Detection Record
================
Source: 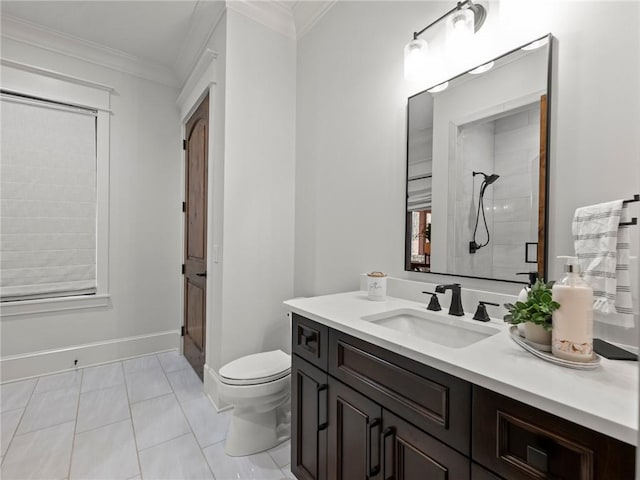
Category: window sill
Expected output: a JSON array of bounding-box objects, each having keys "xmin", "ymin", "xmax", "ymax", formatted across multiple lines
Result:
[{"xmin": 1, "ymin": 294, "xmax": 111, "ymax": 318}]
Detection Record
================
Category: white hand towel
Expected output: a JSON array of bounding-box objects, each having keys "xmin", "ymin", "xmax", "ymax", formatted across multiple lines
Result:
[
  {"xmin": 572, "ymin": 200, "xmax": 623, "ymax": 314},
  {"xmin": 601, "ymin": 205, "xmax": 634, "ymax": 327}
]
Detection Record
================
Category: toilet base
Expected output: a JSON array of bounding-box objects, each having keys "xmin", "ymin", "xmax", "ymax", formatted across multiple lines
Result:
[{"xmin": 224, "ymin": 404, "xmax": 289, "ymax": 456}]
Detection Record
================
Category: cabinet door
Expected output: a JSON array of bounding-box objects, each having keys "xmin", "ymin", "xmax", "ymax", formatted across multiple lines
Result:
[
  {"xmin": 291, "ymin": 356, "xmax": 328, "ymax": 480},
  {"xmin": 471, "ymin": 462, "xmax": 503, "ymax": 480},
  {"xmin": 328, "ymin": 379, "xmax": 383, "ymax": 480},
  {"xmin": 382, "ymin": 410, "xmax": 470, "ymax": 480}
]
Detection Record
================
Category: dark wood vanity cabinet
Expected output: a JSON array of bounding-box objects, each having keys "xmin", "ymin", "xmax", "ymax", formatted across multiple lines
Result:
[
  {"xmin": 291, "ymin": 314, "xmax": 636, "ymax": 480},
  {"xmin": 472, "ymin": 386, "xmax": 636, "ymax": 480},
  {"xmin": 292, "ymin": 315, "xmax": 470, "ymax": 480}
]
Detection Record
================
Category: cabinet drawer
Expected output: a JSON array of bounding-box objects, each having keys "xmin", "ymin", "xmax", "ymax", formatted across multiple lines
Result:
[
  {"xmin": 292, "ymin": 314, "xmax": 328, "ymax": 370},
  {"xmin": 472, "ymin": 386, "xmax": 636, "ymax": 480},
  {"xmin": 329, "ymin": 329, "xmax": 471, "ymax": 455}
]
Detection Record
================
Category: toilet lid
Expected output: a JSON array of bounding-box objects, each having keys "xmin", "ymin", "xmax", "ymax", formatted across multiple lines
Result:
[{"xmin": 220, "ymin": 349, "xmax": 291, "ymax": 385}]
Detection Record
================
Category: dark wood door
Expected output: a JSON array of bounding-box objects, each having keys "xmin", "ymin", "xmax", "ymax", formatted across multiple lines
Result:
[
  {"xmin": 291, "ymin": 356, "xmax": 328, "ymax": 480},
  {"xmin": 183, "ymin": 94, "xmax": 209, "ymax": 380},
  {"xmin": 328, "ymin": 379, "xmax": 382, "ymax": 480}
]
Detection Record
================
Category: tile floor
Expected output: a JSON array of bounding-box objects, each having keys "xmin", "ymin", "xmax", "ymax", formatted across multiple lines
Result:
[{"xmin": 0, "ymin": 352, "xmax": 295, "ymax": 480}]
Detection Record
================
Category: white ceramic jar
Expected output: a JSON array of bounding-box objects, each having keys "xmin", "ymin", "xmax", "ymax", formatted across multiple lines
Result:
[{"xmin": 367, "ymin": 272, "xmax": 387, "ymax": 301}]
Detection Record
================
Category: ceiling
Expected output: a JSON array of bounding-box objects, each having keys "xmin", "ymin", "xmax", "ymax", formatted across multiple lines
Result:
[
  {"xmin": 0, "ymin": 1, "xmax": 335, "ymax": 86},
  {"xmin": 1, "ymin": 1, "xmax": 213, "ymax": 69}
]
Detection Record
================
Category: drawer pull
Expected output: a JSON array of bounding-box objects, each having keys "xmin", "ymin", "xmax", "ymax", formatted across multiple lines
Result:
[
  {"xmin": 368, "ymin": 418, "xmax": 382, "ymax": 476},
  {"xmin": 317, "ymin": 384, "xmax": 328, "ymax": 430},
  {"xmin": 299, "ymin": 328, "xmax": 317, "ymax": 352},
  {"xmin": 526, "ymin": 445, "xmax": 548, "ymax": 472},
  {"xmin": 382, "ymin": 426, "xmax": 396, "ymax": 480}
]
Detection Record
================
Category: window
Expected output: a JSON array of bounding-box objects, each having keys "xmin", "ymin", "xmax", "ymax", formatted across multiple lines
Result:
[
  {"xmin": 1, "ymin": 93, "xmax": 98, "ymax": 301},
  {"xmin": 0, "ymin": 60, "xmax": 111, "ymax": 316},
  {"xmin": 410, "ymin": 210, "xmax": 431, "ymax": 272}
]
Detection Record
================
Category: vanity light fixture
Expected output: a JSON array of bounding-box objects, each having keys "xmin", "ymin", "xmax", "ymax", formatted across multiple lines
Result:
[
  {"xmin": 469, "ymin": 61, "xmax": 494, "ymax": 74},
  {"xmin": 404, "ymin": 0, "xmax": 486, "ymax": 81},
  {"xmin": 404, "ymin": 38, "xmax": 430, "ymax": 81}
]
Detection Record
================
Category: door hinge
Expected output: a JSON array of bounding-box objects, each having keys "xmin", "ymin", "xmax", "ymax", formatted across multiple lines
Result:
[
  {"xmin": 181, "ymin": 326, "xmax": 185, "ymax": 337},
  {"xmin": 181, "ymin": 264, "xmax": 185, "ymax": 275},
  {"xmin": 182, "ymin": 139, "xmax": 187, "ymax": 150},
  {"xmin": 182, "ymin": 201, "xmax": 186, "ymax": 212}
]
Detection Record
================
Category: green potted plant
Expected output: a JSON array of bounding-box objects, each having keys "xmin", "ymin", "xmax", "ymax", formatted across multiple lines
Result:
[{"xmin": 503, "ymin": 279, "xmax": 560, "ymax": 348}]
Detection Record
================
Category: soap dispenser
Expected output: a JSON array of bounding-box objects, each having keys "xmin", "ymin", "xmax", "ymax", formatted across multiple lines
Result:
[
  {"xmin": 551, "ymin": 256, "xmax": 594, "ymax": 362},
  {"xmin": 516, "ymin": 272, "xmax": 539, "ymax": 302}
]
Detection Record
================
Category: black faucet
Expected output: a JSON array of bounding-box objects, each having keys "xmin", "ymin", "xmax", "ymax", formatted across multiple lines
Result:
[{"xmin": 434, "ymin": 283, "xmax": 464, "ymax": 316}]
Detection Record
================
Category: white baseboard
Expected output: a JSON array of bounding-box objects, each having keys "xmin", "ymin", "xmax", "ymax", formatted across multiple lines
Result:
[
  {"xmin": 0, "ymin": 330, "xmax": 180, "ymax": 383},
  {"xmin": 203, "ymin": 363, "xmax": 231, "ymax": 412}
]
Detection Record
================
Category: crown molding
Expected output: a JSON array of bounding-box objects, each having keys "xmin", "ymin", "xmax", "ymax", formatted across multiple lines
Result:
[
  {"xmin": 174, "ymin": 1, "xmax": 227, "ymax": 86},
  {"xmin": 177, "ymin": 48, "xmax": 219, "ymax": 121},
  {"xmin": 226, "ymin": 0, "xmax": 296, "ymax": 39},
  {"xmin": 1, "ymin": 15, "xmax": 180, "ymax": 88},
  {"xmin": 292, "ymin": 0, "xmax": 337, "ymax": 39}
]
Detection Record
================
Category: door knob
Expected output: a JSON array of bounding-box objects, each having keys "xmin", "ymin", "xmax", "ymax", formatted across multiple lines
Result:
[{"xmin": 196, "ymin": 271, "xmax": 207, "ymax": 277}]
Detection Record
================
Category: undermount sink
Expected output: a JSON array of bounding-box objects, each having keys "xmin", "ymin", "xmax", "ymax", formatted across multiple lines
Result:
[{"xmin": 361, "ymin": 308, "xmax": 500, "ymax": 348}]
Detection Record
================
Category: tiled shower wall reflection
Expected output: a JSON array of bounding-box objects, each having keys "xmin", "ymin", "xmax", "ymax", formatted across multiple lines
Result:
[{"xmin": 453, "ymin": 104, "xmax": 540, "ymax": 281}]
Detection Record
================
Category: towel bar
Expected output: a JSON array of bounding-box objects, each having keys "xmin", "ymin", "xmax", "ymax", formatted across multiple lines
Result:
[{"xmin": 620, "ymin": 194, "xmax": 638, "ymax": 226}]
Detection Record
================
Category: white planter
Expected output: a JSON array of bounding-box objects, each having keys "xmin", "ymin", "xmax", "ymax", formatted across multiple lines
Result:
[{"xmin": 524, "ymin": 322, "xmax": 551, "ymax": 346}]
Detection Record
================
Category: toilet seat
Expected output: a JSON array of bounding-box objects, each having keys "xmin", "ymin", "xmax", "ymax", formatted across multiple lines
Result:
[{"xmin": 220, "ymin": 349, "xmax": 291, "ymax": 386}]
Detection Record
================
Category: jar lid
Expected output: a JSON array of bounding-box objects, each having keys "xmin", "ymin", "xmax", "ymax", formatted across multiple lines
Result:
[{"xmin": 368, "ymin": 271, "xmax": 386, "ymax": 277}]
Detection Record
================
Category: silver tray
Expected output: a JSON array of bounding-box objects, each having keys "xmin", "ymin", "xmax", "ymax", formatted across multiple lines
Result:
[{"xmin": 509, "ymin": 326, "xmax": 601, "ymax": 370}]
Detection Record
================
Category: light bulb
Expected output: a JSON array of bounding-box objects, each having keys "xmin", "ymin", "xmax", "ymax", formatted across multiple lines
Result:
[
  {"xmin": 447, "ymin": 7, "xmax": 475, "ymax": 54},
  {"xmin": 404, "ymin": 38, "xmax": 429, "ymax": 81},
  {"xmin": 428, "ymin": 82, "xmax": 449, "ymax": 93},
  {"xmin": 469, "ymin": 61, "xmax": 494, "ymax": 75},
  {"xmin": 522, "ymin": 37, "xmax": 548, "ymax": 51}
]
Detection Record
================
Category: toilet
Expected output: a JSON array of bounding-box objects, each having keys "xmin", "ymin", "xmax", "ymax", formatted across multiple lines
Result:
[{"xmin": 219, "ymin": 349, "xmax": 291, "ymax": 456}]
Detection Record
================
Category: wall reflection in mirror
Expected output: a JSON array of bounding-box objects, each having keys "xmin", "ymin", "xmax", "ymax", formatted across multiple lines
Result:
[{"xmin": 405, "ymin": 34, "xmax": 552, "ymax": 283}]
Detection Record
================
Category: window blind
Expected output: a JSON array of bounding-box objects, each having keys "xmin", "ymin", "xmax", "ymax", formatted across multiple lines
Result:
[
  {"xmin": 407, "ymin": 175, "xmax": 432, "ymax": 212},
  {"xmin": 407, "ymin": 160, "xmax": 433, "ymax": 212},
  {"xmin": 1, "ymin": 94, "xmax": 97, "ymax": 301},
  {"xmin": 407, "ymin": 127, "xmax": 432, "ymax": 212}
]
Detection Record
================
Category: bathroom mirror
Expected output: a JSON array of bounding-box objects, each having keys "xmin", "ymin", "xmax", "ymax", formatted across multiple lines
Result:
[{"xmin": 405, "ymin": 34, "xmax": 552, "ymax": 283}]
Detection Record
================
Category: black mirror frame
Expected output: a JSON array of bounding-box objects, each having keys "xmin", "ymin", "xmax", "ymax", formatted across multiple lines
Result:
[{"xmin": 404, "ymin": 33, "xmax": 554, "ymax": 285}]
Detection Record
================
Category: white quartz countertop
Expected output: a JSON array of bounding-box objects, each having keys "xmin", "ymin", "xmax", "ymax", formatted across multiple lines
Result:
[{"xmin": 284, "ymin": 291, "xmax": 639, "ymax": 446}]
